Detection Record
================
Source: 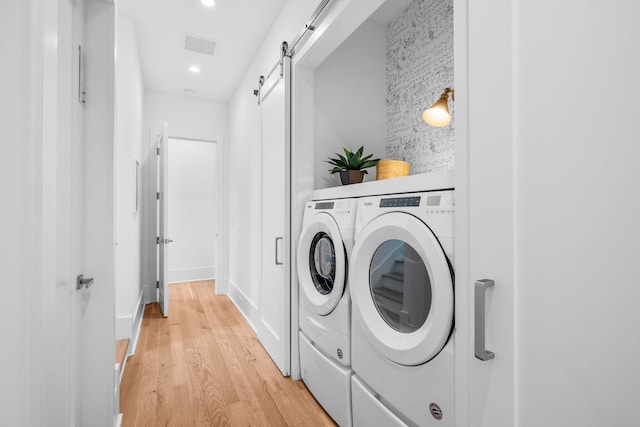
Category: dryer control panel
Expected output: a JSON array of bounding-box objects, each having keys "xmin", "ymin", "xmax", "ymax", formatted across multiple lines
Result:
[
  {"xmin": 379, "ymin": 196, "xmax": 421, "ymax": 207},
  {"xmin": 376, "ymin": 192, "xmax": 454, "ymax": 214}
]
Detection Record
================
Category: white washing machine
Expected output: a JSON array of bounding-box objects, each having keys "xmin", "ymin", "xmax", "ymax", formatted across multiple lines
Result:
[
  {"xmin": 297, "ymin": 198, "xmax": 357, "ymax": 427},
  {"xmin": 349, "ymin": 190, "xmax": 455, "ymax": 427}
]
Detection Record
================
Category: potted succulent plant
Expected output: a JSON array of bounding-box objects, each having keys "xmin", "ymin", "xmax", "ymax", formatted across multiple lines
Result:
[{"xmin": 326, "ymin": 146, "xmax": 380, "ymax": 185}]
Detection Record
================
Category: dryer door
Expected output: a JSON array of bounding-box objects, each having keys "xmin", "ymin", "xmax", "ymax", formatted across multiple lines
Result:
[
  {"xmin": 350, "ymin": 212, "xmax": 453, "ymax": 366},
  {"xmin": 297, "ymin": 212, "xmax": 347, "ymax": 315}
]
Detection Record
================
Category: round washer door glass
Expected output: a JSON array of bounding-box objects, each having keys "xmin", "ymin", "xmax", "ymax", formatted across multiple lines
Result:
[
  {"xmin": 310, "ymin": 232, "xmax": 336, "ymax": 295},
  {"xmin": 370, "ymin": 239, "xmax": 431, "ymax": 333},
  {"xmin": 350, "ymin": 212, "xmax": 453, "ymax": 366},
  {"xmin": 297, "ymin": 212, "xmax": 347, "ymax": 315}
]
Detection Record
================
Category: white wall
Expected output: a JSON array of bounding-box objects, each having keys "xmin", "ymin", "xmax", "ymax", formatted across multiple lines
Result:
[
  {"xmin": 227, "ymin": 0, "xmax": 319, "ymax": 326},
  {"xmin": 168, "ymin": 138, "xmax": 217, "ymax": 283},
  {"xmin": 314, "ymin": 18, "xmax": 387, "ymax": 189},
  {"xmin": 144, "ymin": 90, "xmax": 228, "ymax": 142},
  {"xmin": 115, "ymin": 14, "xmax": 144, "ymax": 340}
]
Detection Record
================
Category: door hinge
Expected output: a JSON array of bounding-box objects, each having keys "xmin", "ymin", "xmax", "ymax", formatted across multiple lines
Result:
[
  {"xmin": 157, "ymin": 236, "xmax": 161, "ymax": 244},
  {"xmin": 156, "ymin": 191, "xmax": 160, "ymax": 200},
  {"xmin": 78, "ymin": 45, "xmax": 86, "ymax": 105},
  {"xmin": 156, "ymin": 280, "xmax": 159, "ymax": 289},
  {"xmin": 157, "ymin": 146, "xmax": 160, "ymax": 155}
]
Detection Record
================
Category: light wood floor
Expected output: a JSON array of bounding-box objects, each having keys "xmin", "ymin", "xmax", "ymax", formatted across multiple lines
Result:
[{"xmin": 120, "ymin": 280, "xmax": 337, "ymax": 427}]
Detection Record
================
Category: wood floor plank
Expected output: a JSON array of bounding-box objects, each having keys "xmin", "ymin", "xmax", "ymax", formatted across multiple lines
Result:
[
  {"xmin": 121, "ymin": 280, "xmax": 336, "ymax": 427},
  {"xmin": 156, "ymin": 303, "xmax": 175, "ymax": 425},
  {"xmin": 116, "ymin": 339, "xmax": 130, "ymax": 367},
  {"xmin": 135, "ymin": 305, "xmax": 162, "ymax": 427}
]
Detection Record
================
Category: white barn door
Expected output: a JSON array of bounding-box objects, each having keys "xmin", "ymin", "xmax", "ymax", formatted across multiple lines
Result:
[{"xmin": 258, "ymin": 55, "xmax": 291, "ymax": 376}]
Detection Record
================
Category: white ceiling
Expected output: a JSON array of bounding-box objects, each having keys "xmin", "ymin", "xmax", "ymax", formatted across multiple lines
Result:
[{"xmin": 119, "ymin": 0, "xmax": 287, "ymax": 101}]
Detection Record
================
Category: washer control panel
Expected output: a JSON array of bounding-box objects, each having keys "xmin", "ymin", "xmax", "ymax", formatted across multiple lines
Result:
[
  {"xmin": 311, "ymin": 200, "xmax": 352, "ymax": 216},
  {"xmin": 314, "ymin": 201, "xmax": 334, "ymax": 210}
]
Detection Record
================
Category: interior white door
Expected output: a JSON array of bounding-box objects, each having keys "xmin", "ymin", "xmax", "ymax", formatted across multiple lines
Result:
[
  {"xmin": 158, "ymin": 122, "xmax": 170, "ymax": 317},
  {"xmin": 74, "ymin": 0, "xmax": 117, "ymax": 424},
  {"xmin": 258, "ymin": 56, "xmax": 291, "ymax": 376},
  {"xmin": 453, "ymin": 0, "xmax": 516, "ymax": 424}
]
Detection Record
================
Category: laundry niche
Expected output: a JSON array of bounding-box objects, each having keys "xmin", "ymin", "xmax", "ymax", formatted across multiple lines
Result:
[{"xmin": 308, "ymin": 0, "xmax": 454, "ymax": 190}]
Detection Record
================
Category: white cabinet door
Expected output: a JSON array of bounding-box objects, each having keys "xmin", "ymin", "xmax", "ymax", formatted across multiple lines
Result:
[
  {"xmin": 258, "ymin": 56, "xmax": 291, "ymax": 376},
  {"xmin": 457, "ymin": 1, "xmax": 640, "ymax": 426}
]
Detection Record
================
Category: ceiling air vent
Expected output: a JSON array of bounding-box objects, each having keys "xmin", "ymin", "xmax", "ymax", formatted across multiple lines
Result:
[{"xmin": 184, "ymin": 33, "xmax": 216, "ymax": 56}]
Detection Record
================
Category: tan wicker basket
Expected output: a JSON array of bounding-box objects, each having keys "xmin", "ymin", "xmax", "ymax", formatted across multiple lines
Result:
[{"xmin": 376, "ymin": 159, "xmax": 410, "ymax": 180}]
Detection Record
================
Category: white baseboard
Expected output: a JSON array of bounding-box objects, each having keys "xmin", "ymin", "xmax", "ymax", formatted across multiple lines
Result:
[
  {"xmin": 115, "ymin": 315, "xmax": 133, "ymax": 341},
  {"xmin": 144, "ymin": 280, "xmax": 157, "ymax": 304},
  {"xmin": 227, "ymin": 279, "xmax": 258, "ymax": 332},
  {"xmin": 115, "ymin": 288, "xmax": 146, "ymax": 341},
  {"xmin": 168, "ymin": 266, "xmax": 215, "ymax": 284},
  {"xmin": 129, "ymin": 291, "xmax": 145, "ymax": 356}
]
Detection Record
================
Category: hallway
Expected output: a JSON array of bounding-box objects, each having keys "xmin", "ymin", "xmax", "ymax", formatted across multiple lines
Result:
[{"xmin": 120, "ymin": 281, "xmax": 336, "ymax": 426}]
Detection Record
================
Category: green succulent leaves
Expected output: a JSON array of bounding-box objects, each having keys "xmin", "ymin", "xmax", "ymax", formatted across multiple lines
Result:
[{"xmin": 326, "ymin": 146, "xmax": 380, "ymax": 174}]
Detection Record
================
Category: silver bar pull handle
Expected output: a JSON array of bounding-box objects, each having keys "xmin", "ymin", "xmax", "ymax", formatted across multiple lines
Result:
[
  {"xmin": 475, "ymin": 279, "xmax": 495, "ymax": 361},
  {"xmin": 275, "ymin": 237, "xmax": 283, "ymax": 265},
  {"xmin": 77, "ymin": 274, "xmax": 94, "ymax": 290}
]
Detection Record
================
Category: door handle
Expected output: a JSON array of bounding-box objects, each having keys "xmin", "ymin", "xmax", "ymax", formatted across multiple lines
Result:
[
  {"xmin": 275, "ymin": 237, "xmax": 283, "ymax": 265},
  {"xmin": 475, "ymin": 279, "xmax": 495, "ymax": 361},
  {"xmin": 164, "ymin": 238, "xmax": 173, "ymax": 244},
  {"xmin": 77, "ymin": 274, "xmax": 94, "ymax": 290}
]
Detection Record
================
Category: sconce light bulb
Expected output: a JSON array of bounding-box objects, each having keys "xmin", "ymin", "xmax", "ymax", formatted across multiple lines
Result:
[
  {"xmin": 423, "ymin": 96, "xmax": 451, "ymax": 127},
  {"xmin": 423, "ymin": 88, "xmax": 454, "ymax": 127}
]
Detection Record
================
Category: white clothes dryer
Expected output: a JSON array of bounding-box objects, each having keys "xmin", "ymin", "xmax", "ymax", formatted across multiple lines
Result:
[
  {"xmin": 297, "ymin": 198, "xmax": 357, "ymax": 427},
  {"xmin": 349, "ymin": 190, "xmax": 455, "ymax": 427}
]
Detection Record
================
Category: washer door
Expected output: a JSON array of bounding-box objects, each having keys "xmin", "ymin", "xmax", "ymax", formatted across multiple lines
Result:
[
  {"xmin": 350, "ymin": 212, "xmax": 453, "ymax": 366},
  {"xmin": 297, "ymin": 212, "xmax": 347, "ymax": 315}
]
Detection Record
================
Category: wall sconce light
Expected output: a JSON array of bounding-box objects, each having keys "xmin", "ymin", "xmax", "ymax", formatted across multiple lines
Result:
[{"xmin": 423, "ymin": 87, "xmax": 455, "ymax": 127}]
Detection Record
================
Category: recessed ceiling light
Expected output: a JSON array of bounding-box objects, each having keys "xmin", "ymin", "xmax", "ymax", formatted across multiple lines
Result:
[
  {"xmin": 201, "ymin": 0, "xmax": 215, "ymax": 7},
  {"xmin": 184, "ymin": 89, "xmax": 196, "ymax": 95},
  {"xmin": 189, "ymin": 65, "xmax": 200, "ymax": 73}
]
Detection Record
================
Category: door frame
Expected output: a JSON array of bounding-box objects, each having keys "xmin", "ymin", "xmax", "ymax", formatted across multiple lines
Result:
[
  {"xmin": 288, "ymin": 0, "xmax": 387, "ymax": 381},
  {"xmin": 78, "ymin": 0, "xmax": 117, "ymax": 423},
  {"xmin": 453, "ymin": 0, "xmax": 472, "ymax": 424},
  {"xmin": 144, "ymin": 132, "xmax": 227, "ymax": 301},
  {"xmin": 158, "ymin": 123, "xmax": 169, "ymax": 316},
  {"xmin": 166, "ymin": 135, "xmax": 224, "ymax": 291}
]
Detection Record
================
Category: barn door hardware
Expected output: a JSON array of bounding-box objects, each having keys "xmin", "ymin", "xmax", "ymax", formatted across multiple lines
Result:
[{"xmin": 253, "ymin": 75, "xmax": 265, "ymax": 105}]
